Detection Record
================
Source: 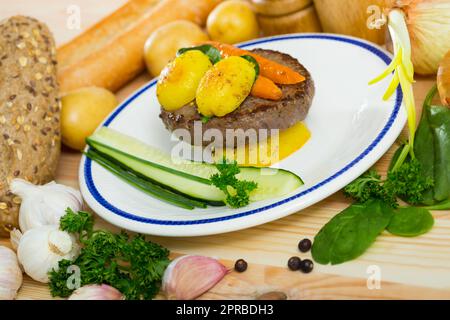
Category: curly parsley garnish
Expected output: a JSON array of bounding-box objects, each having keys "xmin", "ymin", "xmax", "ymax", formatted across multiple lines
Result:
[
  {"xmin": 210, "ymin": 160, "xmax": 258, "ymax": 208},
  {"xmin": 49, "ymin": 208, "xmax": 170, "ymax": 300}
]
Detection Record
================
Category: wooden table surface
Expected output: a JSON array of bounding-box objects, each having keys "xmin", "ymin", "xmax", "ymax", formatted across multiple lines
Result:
[{"xmin": 1, "ymin": 0, "xmax": 450, "ymax": 300}]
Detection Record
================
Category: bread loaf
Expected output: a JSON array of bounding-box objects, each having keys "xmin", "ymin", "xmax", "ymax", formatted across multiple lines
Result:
[
  {"xmin": 0, "ymin": 16, "xmax": 60, "ymax": 236},
  {"xmin": 57, "ymin": 0, "xmax": 222, "ymax": 93}
]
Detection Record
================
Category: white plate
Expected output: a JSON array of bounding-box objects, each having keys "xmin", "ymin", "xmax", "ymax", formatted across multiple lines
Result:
[{"xmin": 79, "ymin": 34, "xmax": 406, "ymax": 237}]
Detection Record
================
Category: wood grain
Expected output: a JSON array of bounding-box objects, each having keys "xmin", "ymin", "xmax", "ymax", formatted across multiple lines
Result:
[
  {"xmin": 313, "ymin": 0, "xmax": 394, "ymax": 45},
  {"xmin": 1, "ymin": 0, "xmax": 449, "ymax": 300}
]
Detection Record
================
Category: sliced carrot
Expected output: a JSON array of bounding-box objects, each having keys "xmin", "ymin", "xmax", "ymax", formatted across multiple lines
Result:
[
  {"xmin": 205, "ymin": 41, "xmax": 305, "ymax": 85},
  {"xmin": 251, "ymin": 76, "xmax": 282, "ymax": 100}
]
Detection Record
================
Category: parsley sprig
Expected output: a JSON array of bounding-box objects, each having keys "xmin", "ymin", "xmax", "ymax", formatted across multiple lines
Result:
[
  {"xmin": 49, "ymin": 208, "xmax": 170, "ymax": 300},
  {"xmin": 210, "ymin": 160, "xmax": 258, "ymax": 208},
  {"xmin": 344, "ymin": 159, "xmax": 433, "ymax": 208}
]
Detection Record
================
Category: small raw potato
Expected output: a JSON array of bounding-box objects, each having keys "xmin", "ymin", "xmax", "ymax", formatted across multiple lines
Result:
[
  {"xmin": 61, "ymin": 87, "xmax": 118, "ymax": 150},
  {"xmin": 207, "ymin": 0, "xmax": 260, "ymax": 44},
  {"xmin": 0, "ymin": 16, "xmax": 60, "ymax": 236},
  {"xmin": 144, "ymin": 20, "xmax": 209, "ymax": 77},
  {"xmin": 196, "ymin": 56, "xmax": 256, "ymax": 117},
  {"xmin": 157, "ymin": 50, "xmax": 212, "ymax": 111}
]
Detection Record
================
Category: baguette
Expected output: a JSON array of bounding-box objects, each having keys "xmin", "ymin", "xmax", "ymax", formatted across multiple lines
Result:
[
  {"xmin": 58, "ymin": 0, "xmax": 160, "ymax": 70},
  {"xmin": 0, "ymin": 16, "xmax": 60, "ymax": 236},
  {"xmin": 58, "ymin": 0, "xmax": 222, "ymax": 93}
]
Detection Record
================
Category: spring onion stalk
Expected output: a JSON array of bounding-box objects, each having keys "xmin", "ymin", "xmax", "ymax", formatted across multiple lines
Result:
[{"xmin": 370, "ymin": 9, "xmax": 417, "ymax": 170}]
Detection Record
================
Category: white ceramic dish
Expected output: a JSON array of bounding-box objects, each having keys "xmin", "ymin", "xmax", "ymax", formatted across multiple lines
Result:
[{"xmin": 79, "ymin": 34, "xmax": 406, "ymax": 237}]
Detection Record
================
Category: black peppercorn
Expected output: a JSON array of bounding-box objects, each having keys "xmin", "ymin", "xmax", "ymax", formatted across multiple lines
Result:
[
  {"xmin": 298, "ymin": 238, "xmax": 312, "ymax": 253},
  {"xmin": 234, "ymin": 259, "xmax": 248, "ymax": 272},
  {"xmin": 300, "ymin": 259, "xmax": 314, "ymax": 273},
  {"xmin": 287, "ymin": 256, "xmax": 301, "ymax": 271}
]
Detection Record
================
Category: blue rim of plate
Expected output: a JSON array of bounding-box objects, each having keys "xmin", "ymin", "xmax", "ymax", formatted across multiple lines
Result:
[{"xmin": 84, "ymin": 34, "xmax": 403, "ymax": 226}]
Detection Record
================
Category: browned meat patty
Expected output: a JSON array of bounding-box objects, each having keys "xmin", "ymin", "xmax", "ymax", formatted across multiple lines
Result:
[{"xmin": 159, "ymin": 49, "xmax": 315, "ymax": 146}]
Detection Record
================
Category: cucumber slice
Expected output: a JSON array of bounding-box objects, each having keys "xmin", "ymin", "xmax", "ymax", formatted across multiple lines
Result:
[
  {"xmin": 87, "ymin": 127, "xmax": 304, "ymax": 203},
  {"xmin": 86, "ymin": 150, "xmax": 206, "ymax": 209}
]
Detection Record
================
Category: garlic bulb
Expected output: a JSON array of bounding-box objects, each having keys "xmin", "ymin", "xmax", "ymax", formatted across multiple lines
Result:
[
  {"xmin": 393, "ymin": 0, "xmax": 450, "ymax": 75},
  {"xmin": 68, "ymin": 284, "xmax": 124, "ymax": 300},
  {"xmin": 162, "ymin": 255, "xmax": 228, "ymax": 300},
  {"xmin": 17, "ymin": 225, "xmax": 80, "ymax": 283},
  {"xmin": 10, "ymin": 179, "xmax": 83, "ymax": 233},
  {"xmin": 0, "ymin": 246, "xmax": 23, "ymax": 300}
]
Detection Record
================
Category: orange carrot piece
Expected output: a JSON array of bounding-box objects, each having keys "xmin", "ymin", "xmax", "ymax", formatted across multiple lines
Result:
[
  {"xmin": 205, "ymin": 41, "xmax": 305, "ymax": 85},
  {"xmin": 251, "ymin": 76, "xmax": 283, "ymax": 100}
]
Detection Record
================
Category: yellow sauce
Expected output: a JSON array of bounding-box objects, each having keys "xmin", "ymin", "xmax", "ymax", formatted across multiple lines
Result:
[{"xmin": 214, "ymin": 122, "xmax": 311, "ymax": 167}]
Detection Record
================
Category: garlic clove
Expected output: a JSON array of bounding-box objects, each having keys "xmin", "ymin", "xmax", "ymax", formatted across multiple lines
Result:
[
  {"xmin": 68, "ymin": 284, "xmax": 124, "ymax": 300},
  {"xmin": 0, "ymin": 246, "xmax": 23, "ymax": 300},
  {"xmin": 162, "ymin": 255, "xmax": 228, "ymax": 300},
  {"xmin": 17, "ymin": 225, "xmax": 80, "ymax": 283},
  {"xmin": 48, "ymin": 229, "xmax": 76, "ymax": 256},
  {"xmin": 9, "ymin": 228, "xmax": 22, "ymax": 252}
]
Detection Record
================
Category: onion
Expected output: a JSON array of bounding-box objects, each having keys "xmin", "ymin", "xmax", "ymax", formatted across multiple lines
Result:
[
  {"xmin": 389, "ymin": 0, "xmax": 450, "ymax": 75},
  {"xmin": 437, "ymin": 50, "xmax": 450, "ymax": 106}
]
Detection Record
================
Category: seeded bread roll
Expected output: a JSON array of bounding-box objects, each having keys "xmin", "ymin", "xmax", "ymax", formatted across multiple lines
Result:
[{"xmin": 0, "ymin": 16, "xmax": 60, "ymax": 236}]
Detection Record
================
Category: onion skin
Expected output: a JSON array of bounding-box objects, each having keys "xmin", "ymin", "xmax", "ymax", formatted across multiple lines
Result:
[
  {"xmin": 438, "ymin": 50, "xmax": 450, "ymax": 106},
  {"xmin": 395, "ymin": 0, "xmax": 450, "ymax": 75}
]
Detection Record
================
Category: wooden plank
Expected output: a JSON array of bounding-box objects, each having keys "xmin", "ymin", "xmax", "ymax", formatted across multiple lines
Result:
[{"xmin": 1, "ymin": 0, "xmax": 448, "ymax": 300}]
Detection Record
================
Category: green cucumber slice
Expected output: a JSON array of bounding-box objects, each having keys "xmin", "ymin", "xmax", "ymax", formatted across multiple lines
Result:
[
  {"xmin": 85, "ymin": 150, "xmax": 206, "ymax": 209},
  {"xmin": 87, "ymin": 127, "xmax": 304, "ymax": 203}
]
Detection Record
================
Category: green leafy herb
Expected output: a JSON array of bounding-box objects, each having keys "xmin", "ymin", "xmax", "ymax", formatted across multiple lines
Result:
[
  {"xmin": 311, "ymin": 200, "xmax": 394, "ymax": 265},
  {"xmin": 49, "ymin": 210, "xmax": 170, "ymax": 300},
  {"xmin": 59, "ymin": 208, "xmax": 93, "ymax": 241},
  {"xmin": 201, "ymin": 115, "xmax": 212, "ymax": 124},
  {"xmin": 344, "ymin": 159, "xmax": 433, "ymax": 208},
  {"xmin": 387, "ymin": 207, "xmax": 434, "ymax": 237},
  {"xmin": 177, "ymin": 44, "xmax": 221, "ymax": 64},
  {"xmin": 240, "ymin": 55, "xmax": 260, "ymax": 81},
  {"xmin": 384, "ymin": 158, "xmax": 434, "ymax": 205},
  {"xmin": 210, "ymin": 159, "xmax": 258, "ymax": 208},
  {"xmin": 343, "ymin": 170, "xmax": 397, "ymax": 207}
]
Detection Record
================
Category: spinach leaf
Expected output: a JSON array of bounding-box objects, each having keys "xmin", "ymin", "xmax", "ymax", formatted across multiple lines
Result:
[
  {"xmin": 424, "ymin": 199, "xmax": 450, "ymax": 210},
  {"xmin": 177, "ymin": 44, "xmax": 222, "ymax": 64},
  {"xmin": 387, "ymin": 207, "xmax": 434, "ymax": 237},
  {"xmin": 311, "ymin": 200, "xmax": 394, "ymax": 265},
  {"xmin": 428, "ymin": 105, "xmax": 450, "ymax": 202}
]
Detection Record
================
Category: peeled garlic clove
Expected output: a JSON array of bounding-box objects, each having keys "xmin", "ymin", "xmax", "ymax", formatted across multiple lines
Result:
[
  {"xmin": 10, "ymin": 179, "xmax": 83, "ymax": 233},
  {"xmin": 68, "ymin": 284, "xmax": 124, "ymax": 300},
  {"xmin": 0, "ymin": 246, "xmax": 23, "ymax": 300},
  {"xmin": 17, "ymin": 225, "xmax": 80, "ymax": 283},
  {"xmin": 162, "ymin": 255, "xmax": 228, "ymax": 300}
]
